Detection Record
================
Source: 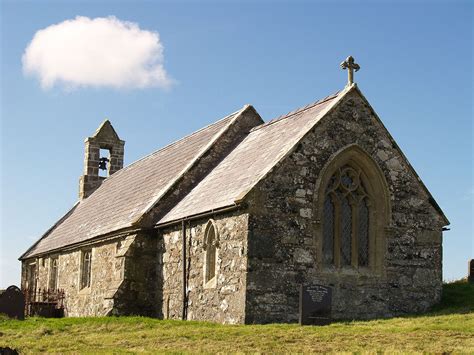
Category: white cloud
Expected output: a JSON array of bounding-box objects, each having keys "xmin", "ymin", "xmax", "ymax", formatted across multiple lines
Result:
[{"xmin": 22, "ymin": 16, "xmax": 173, "ymax": 90}]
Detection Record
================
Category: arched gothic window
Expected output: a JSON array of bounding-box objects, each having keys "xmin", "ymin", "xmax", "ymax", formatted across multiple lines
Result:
[
  {"xmin": 323, "ymin": 166, "xmax": 370, "ymax": 267},
  {"xmin": 319, "ymin": 145, "xmax": 390, "ymax": 272},
  {"xmin": 203, "ymin": 220, "xmax": 219, "ymax": 287}
]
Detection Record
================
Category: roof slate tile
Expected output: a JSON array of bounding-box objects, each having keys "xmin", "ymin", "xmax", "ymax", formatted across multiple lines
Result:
[
  {"xmin": 23, "ymin": 109, "xmax": 243, "ymax": 258},
  {"xmin": 159, "ymin": 92, "xmax": 341, "ymax": 224}
]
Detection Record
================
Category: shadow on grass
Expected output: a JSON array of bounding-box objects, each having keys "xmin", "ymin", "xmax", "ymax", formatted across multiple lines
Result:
[
  {"xmin": 428, "ymin": 279, "xmax": 474, "ymax": 315},
  {"xmin": 0, "ymin": 281, "xmax": 472, "ymax": 328}
]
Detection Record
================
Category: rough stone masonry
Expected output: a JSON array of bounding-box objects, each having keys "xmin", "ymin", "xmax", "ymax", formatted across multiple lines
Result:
[{"xmin": 20, "ymin": 61, "xmax": 448, "ymax": 323}]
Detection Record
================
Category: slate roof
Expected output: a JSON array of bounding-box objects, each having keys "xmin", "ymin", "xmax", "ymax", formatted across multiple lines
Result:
[
  {"xmin": 22, "ymin": 107, "xmax": 247, "ymax": 258},
  {"xmin": 22, "ymin": 84, "xmax": 449, "ymax": 259},
  {"xmin": 159, "ymin": 92, "xmax": 341, "ymax": 224}
]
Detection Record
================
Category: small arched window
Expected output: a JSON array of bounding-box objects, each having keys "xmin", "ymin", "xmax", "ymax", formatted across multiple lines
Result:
[
  {"xmin": 318, "ymin": 145, "xmax": 390, "ymax": 272},
  {"xmin": 203, "ymin": 220, "xmax": 219, "ymax": 287}
]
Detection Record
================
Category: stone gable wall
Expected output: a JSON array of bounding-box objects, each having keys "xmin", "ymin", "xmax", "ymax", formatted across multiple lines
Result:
[
  {"xmin": 244, "ymin": 89, "xmax": 445, "ymax": 323},
  {"xmin": 159, "ymin": 211, "xmax": 248, "ymax": 324}
]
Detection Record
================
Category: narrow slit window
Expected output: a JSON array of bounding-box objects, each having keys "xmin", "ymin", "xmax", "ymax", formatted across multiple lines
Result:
[
  {"xmin": 206, "ymin": 227, "xmax": 216, "ymax": 282},
  {"xmin": 49, "ymin": 257, "xmax": 59, "ymax": 290},
  {"xmin": 204, "ymin": 220, "xmax": 218, "ymax": 286},
  {"xmin": 27, "ymin": 263, "xmax": 36, "ymax": 290},
  {"xmin": 207, "ymin": 243, "xmax": 216, "ymax": 282},
  {"xmin": 80, "ymin": 250, "xmax": 92, "ymax": 289}
]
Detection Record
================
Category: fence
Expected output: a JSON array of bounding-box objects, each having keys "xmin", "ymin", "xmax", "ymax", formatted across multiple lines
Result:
[{"xmin": 23, "ymin": 287, "xmax": 65, "ymax": 317}]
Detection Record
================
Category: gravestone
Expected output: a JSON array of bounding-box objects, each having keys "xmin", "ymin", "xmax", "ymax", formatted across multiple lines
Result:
[
  {"xmin": 0, "ymin": 347, "xmax": 19, "ymax": 355},
  {"xmin": 299, "ymin": 284, "xmax": 332, "ymax": 325},
  {"xmin": 468, "ymin": 259, "xmax": 474, "ymax": 283},
  {"xmin": 0, "ymin": 285, "xmax": 25, "ymax": 320}
]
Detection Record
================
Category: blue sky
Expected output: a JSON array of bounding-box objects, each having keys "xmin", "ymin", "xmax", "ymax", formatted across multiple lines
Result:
[{"xmin": 0, "ymin": 0, "xmax": 472, "ymax": 287}]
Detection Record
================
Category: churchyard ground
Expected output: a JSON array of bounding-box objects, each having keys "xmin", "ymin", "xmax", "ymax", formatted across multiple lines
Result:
[{"xmin": 0, "ymin": 280, "xmax": 472, "ymax": 353}]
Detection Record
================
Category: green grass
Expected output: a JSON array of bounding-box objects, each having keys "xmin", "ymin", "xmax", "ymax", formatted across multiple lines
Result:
[{"xmin": 0, "ymin": 281, "xmax": 473, "ymax": 353}]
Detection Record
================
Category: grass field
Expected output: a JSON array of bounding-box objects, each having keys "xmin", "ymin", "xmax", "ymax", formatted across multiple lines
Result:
[{"xmin": 0, "ymin": 281, "xmax": 473, "ymax": 353}]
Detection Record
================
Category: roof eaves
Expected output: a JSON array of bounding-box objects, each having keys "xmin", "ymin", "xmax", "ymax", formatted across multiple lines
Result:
[
  {"xmin": 23, "ymin": 225, "xmax": 144, "ymax": 260},
  {"xmin": 19, "ymin": 201, "xmax": 80, "ymax": 260},
  {"xmin": 156, "ymin": 203, "xmax": 242, "ymax": 228},
  {"xmin": 351, "ymin": 85, "xmax": 450, "ymax": 226}
]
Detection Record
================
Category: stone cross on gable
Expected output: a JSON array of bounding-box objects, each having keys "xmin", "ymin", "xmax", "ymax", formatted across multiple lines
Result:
[{"xmin": 340, "ymin": 56, "xmax": 360, "ymax": 86}]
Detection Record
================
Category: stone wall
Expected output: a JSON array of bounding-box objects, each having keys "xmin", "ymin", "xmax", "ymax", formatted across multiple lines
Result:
[
  {"xmin": 159, "ymin": 211, "xmax": 248, "ymax": 324},
  {"xmin": 21, "ymin": 232, "xmax": 157, "ymax": 317},
  {"xmin": 19, "ymin": 89, "xmax": 445, "ymax": 324},
  {"xmin": 112, "ymin": 232, "xmax": 159, "ymax": 316},
  {"xmin": 244, "ymin": 89, "xmax": 446, "ymax": 323}
]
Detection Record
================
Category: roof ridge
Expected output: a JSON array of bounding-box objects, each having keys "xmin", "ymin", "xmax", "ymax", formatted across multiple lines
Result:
[
  {"xmin": 104, "ymin": 107, "xmax": 245, "ymax": 180},
  {"xmin": 250, "ymin": 91, "xmax": 340, "ymax": 133}
]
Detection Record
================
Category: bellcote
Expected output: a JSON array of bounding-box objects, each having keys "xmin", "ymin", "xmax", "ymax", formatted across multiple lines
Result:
[{"xmin": 79, "ymin": 120, "xmax": 125, "ymax": 200}]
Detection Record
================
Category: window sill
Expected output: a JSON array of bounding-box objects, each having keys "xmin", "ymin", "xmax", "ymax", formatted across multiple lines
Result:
[
  {"xmin": 319, "ymin": 265, "xmax": 384, "ymax": 278},
  {"xmin": 203, "ymin": 277, "xmax": 217, "ymax": 289},
  {"xmin": 78, "ymin": 286, "xmax": 92, "ymax": 295}
]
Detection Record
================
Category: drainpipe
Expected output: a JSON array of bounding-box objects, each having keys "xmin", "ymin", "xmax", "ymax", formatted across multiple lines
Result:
[
  {"xmin": 181, "ymin": 219, "xmax": 187, "ymax": 320},
  {"xmin": 160, "ymin": 205, "xmax": 244, "ymax": 321}
]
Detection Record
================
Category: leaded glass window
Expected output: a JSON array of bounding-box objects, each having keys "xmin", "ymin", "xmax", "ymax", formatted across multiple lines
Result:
[
  {"xmin": 204, "ymin": 220, "xmax": 219, "ymax": 285},
  {"xmin": 358, "ymin": 199, "xmax": 369, "ymax": 266},
  {"xmin": 322, "ymin": 196, "xmax": 335, "ymax": 265},
  {"xmin": 322, "ymin": 165, "xmax": 370, "ymax": 268},
  {"xmin": 341, "ymin": 196, "xmax": 352, "ymax": 266},
  {"xmin": 206, "ymin": 227, "xmax": 216, "ymax": 282},
  {"xmin": 27, "ymin": 263, "xmax": 36, "ymax": 290},
  {"xmin": 80, "ymin": 250, "xmax": 92, "ymax": 289},
  {"xmin": 49, "ymin": 257, "xmax": 58, "ymax": 290}
]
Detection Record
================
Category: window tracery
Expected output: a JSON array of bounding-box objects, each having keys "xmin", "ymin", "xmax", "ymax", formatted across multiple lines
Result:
[{"xmin": 323, "ymin": 165, "xmax": 371, "ymax": 268}]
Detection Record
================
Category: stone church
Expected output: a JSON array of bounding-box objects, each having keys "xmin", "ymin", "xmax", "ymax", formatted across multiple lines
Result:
[{"xmin": 20, "ymin": 58, "xmax": 449, "ymax": 324}]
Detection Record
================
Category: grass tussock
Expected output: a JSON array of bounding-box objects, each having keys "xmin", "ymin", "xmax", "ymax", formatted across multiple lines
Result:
[{"xmin": 0, "ymin": 281, "xmax": 472, "ymax": 353}]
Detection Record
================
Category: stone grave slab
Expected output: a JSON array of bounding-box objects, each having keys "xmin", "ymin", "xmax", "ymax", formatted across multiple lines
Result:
[
  {"xmin": 0, "ymin": 285, "xmax": 25, "ymax": 320},
  {"xmin": 299, "ymin": 284, "xmax": 332, "ymax": 326}
]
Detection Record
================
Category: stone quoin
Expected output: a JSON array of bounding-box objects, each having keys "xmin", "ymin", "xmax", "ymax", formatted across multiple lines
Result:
[{"xmin": 20, "ymin": 58, "xmax": 449, "ymax": 323}]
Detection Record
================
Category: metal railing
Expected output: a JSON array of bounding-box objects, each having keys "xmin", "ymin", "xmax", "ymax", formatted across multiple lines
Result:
[{"xmin": 23, "ymin": 287, "xmax": 65, "ymax": 317}]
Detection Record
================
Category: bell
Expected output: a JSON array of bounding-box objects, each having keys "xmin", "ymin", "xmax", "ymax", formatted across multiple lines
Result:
[{"xmin": 99, "ymin": 157, "xmax": 109, "ymax": 170}]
